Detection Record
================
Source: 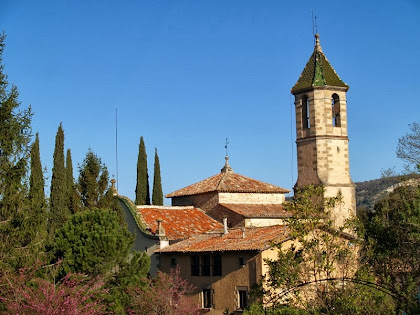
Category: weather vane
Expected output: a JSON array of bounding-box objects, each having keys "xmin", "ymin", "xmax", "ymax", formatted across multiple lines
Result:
[{"xmin": 225, "ymin": 137, "xmax": 229, "ymax": 156}]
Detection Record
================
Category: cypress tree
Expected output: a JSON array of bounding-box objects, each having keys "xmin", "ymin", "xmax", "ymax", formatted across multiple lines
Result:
[
  {"xmin": 29, "ymin": 133, "xmax": 45, "ymax": 213},
  {"xmin": 135, "ymin": 137, "xmax": 150, "ymax": 205},
  {"xmin": 65, "ymin": 149, "xmax": 79, "ymax": 213},
  {"xmin": 49, "ymin": 123, "xmax": 69, "ymax": 235},
  {"xmin": 152, "ymin": 148, "xmax": 163, "ymax": 206}
]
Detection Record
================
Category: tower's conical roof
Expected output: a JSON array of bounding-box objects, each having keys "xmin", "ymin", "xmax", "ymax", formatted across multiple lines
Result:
[{"xmin": 291, "ymin": 33, "xmax": 348, "ymax": 95}]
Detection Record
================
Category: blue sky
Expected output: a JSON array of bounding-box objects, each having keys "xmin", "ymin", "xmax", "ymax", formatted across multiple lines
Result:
[{"xmin": 1, "ymin": 0, "xmax": 419, "ymax": 203}]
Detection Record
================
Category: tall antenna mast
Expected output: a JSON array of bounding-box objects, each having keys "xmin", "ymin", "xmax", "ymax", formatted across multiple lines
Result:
[
  {"xmin": 115, "ymin": 108, "xmax": 119, "ymax": 190},
  {"xmin": 312, "ymin": 10, "xmax": 318, "ymax": 45}
]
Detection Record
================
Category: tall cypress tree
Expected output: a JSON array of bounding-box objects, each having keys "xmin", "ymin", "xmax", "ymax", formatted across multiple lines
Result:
[
  {"xmin": 29, "ymin": 133, "xmax": 45, "ymax": 212},
  {"xmin": 49, "ymin": 123, "xmax": 69, "ymax": 235},
  {"xmin": 152, "ymin": 148, "xmax": 163, "ymax": 206},
  {"xmin": 135, "ymin": 137, "xmax": 150, "ymax": 205},
  {"xmin": 65, "ymin": 149, "xmax": 79, "ymax": 213}
]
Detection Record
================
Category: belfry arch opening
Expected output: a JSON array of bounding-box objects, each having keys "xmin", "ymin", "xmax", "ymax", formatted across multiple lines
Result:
[
  {"xmin": 332, "ymin": 93, "xmax": 341, "ymax": 127},
  {"xmin": 302, "ymin": 95, "xmax": 310, "ymax": 129}
]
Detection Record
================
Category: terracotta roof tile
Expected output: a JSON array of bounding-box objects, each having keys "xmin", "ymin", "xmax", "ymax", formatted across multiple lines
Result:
[
  {"xmin": 157, "ymin": 225, "xmax": 290, "ymax": 253},
  {"xmin": 166, "ymin": 171, "xmax": 289, "ymax": 198},
  {"xmin": 137, "ymin": 206, "xmax": 223, "ymax": 241},
  {"xmin": 219, "ymin": 203, "xmax": 292, "ymax": 218}
]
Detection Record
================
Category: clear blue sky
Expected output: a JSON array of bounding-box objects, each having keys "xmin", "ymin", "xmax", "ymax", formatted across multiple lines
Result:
[{"xmin": 1, "ymin": 0, "xmax": 419, "ymax": 203}]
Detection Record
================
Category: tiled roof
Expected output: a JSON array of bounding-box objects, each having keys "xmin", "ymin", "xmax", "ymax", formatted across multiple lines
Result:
[
  {"xmin": 291, "ymin": 34, "xmax": 348, "ymax": 94},
  {"xmin": 157, "ymin": 225, "xmax": 290, "ymax": 253},
  {"xmin": 166, "ymin": 170, "xmax": 289, "ymax": 198},
  {"xmin": 219, "ymin": 203, "xmax": 292, "ymax": 218},
  {"xmin": 137, "ymin": 206, "xmax": 223, "ymax": 241}
]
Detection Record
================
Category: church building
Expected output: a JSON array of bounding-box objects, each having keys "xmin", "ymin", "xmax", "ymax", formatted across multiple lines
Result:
[
  {"xmin": 115, "ymin": 32, "xmax": 357, "ymax": 314},
  {"xmin": 156, "ymin": 33, "xmax": 357, "ymax": 314}
]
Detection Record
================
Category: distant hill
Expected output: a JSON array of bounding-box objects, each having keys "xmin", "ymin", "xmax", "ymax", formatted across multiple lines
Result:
[{"xmin": 355, "ymin": 174, "xmax": 420, "ymax": 211}]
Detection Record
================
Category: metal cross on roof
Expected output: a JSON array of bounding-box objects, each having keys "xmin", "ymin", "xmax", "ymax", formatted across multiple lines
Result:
[{"xmin": 225, "ymin": 137, "xmax": 229, "ymax": 156}]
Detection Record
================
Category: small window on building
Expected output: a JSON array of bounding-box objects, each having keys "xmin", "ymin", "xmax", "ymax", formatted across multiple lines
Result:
[
  {"xmin": 170, "ymin": 257, "xmax": 177, "ymax": 267},
  {"xmin": 202, "ymin": 254, "xmax": 211, "ymax": 276},
  {"xmin": 302, "ymin": 95, "xmax": 310, "ymax": 129},
  {"xmin": 332, "ymin": 93, "xmax": 341, "ymax": 127},
  {"xmin": 202, "ymin": 288, "xmax": 213, "ymax": 309},
  {"xmin": 237, "ymin": 287, "xmax": 248, "ymax": 310},
  {"xmin": 212, "ymin": 254, "xmax": 222, "ymax": 276},
  {"xmin": 239, "ymin": 257, "xmax": 245, "ymax": 267},
  {"xmin": 191, "ymin": 255, "xmax": 200, "ymax": 276}
]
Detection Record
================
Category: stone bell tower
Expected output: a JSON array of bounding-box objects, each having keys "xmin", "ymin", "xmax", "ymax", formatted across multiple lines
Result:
[{"xmin": 291, "ymin": 33, "xmax": 356, "ymax": 228}]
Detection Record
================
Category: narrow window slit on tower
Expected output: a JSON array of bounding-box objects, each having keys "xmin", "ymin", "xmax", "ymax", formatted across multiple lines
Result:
[
  {"xmin": 332, "ymin": 94, "xmax": 341, "ymax": 127},
  {"xmin": 302, "ymin": 95, "xmax": 310, "ymax": 129}
]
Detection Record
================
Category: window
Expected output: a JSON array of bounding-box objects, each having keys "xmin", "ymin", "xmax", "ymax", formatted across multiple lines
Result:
[
  {"xmin": 239, "ymin": 257, "xmax": 245, "ymax": 267},
  {"xmin": 202, "ymin": 288, "xmax": 213, "ymax": 309},
  {"xmin": 191, "ymin": 254, "xmax": 222, "ymax": 276},
  {"xmin": 302, "ymin": 95, "xmax": 310, "ymax": 129},
  {"xmin": 191, "ymin": 255, "xmax": 200, "ymax": 276},
  {"xmin": 170, "ymin": 257, "xmax": 177, "ymax": 267},
  {"xmin": 212, "ymin": 254, "xmax": 222, "ymax": 276},
  {"xmin": 332, "ymin": 94, "xmax": 341, "ymax": 127},
  {"xmin": 202, "ymin": 254, "xmax": 211, "ymax": 276},
  {"xmin": 237, "ymin": 287, "xmax": 248, "ymax": 310}
]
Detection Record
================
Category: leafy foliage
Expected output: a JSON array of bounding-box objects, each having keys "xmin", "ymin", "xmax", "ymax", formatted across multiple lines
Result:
[
  {"xmin": 135, "ymin": 136, "xmax": 150, "ymax": 205},
  {"xmin": 128, "ymin": 267, "xmax": 200, "ymax": 315},
  {"xmin": 365, "ymin": 185, "xmax": 420, "ymax": 313},
  {"xmin": 152, "ymin": 148, "xmax": 163, "ymax": 205},
  {"xmin": 77, "ymin": 150, "xmax": 110, "ymax": 209},
  {"xmin": 397, "ymin": 121, "xmax": 420, "ymax": 173},
  {"xmin": 254, "ymin": 185, "xmax": 361, "ymax": 312}
]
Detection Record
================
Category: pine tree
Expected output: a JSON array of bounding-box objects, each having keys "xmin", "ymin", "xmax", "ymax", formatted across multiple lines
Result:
[
  {"xmin": 65, "ymin": 149, "xmax": 79, "ymax": 213},
  {"xmin": 0, "ymin": 35, "xmax": 32, "ymax": 220},
  {"xmin": 29, "ymin": 133, "xmax": 45, "ymax": 212},
  {"xmin": 77, "ymin": 150, "xmax": 110, "ymax": 209},
  {"xmin": 135, "ymin": 137, "xmax": 150, "ymax": 205},
  {"xmin": 152, "ymin": 148, "xmax": 163, "ymax": 206},
  {"xmin": 0, "ymin": 34, "xmax": 33, "ymax": 268},
  {"xmin": 49, "ymin": 123, "xmax": 69, "ymax": 235}
]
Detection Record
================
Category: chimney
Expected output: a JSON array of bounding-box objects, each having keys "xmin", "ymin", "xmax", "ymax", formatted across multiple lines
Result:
[
  {"xmin": 156, "ymin": 218, "xmax": 165, "ymax": 237},
  {"xmin": 223, "ymin": 216, "xmax": 229, "ymax": 234},
  {"xmin": 241, "ymin": 227, "xmax": 246, "ymax": 238},
  {"xmin": 156, "ymin": 218, "xmax": 169, "ymax": 249}
]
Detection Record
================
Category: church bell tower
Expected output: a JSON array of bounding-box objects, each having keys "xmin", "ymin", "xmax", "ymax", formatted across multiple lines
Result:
[{"xmin": 291, "ymin": 33, "xmax": 356, "ymax": 227}]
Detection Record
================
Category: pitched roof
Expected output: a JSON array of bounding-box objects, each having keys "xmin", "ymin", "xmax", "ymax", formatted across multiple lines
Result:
[
  {"xmin": 137, "ymin": 206, "xmax": 223, "ymax": 241},
  {"xmin": 166, "ymin": 157, "xmax": 289, "ymax": 198},
  {"xmin": 219, "ymin": 203, "xmax": 292, "ymax": 218},
  {"xmin": 157, "ymin": 225, "xmax": 290, "ymax": 253},
  {"xmin": 291, "ymin": 34, "xmax": 348, "ymax": 94}
]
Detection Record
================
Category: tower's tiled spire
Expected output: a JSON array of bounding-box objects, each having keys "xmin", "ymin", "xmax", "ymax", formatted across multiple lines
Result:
[{"xmin": 291, "ymin": 33, "xmax": 348, "ymax": 94}]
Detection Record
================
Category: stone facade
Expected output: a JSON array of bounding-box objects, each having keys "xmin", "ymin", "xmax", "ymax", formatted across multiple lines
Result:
[{"xmin": 292, "ymin": 38, "xmax": 356, "ymax": 228}]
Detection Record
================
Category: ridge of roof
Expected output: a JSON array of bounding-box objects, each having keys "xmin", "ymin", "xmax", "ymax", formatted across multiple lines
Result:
[
  {"xmin": 157, "ymin": 225, "xmax": 290, "ymax": 253},
  {"xmin": 291, "ymin": 33, "xmax": 349, "ymax": 95},
  {"xmin": 165, "ymin": 171, "xmax": 290, "ymax": 198}
]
